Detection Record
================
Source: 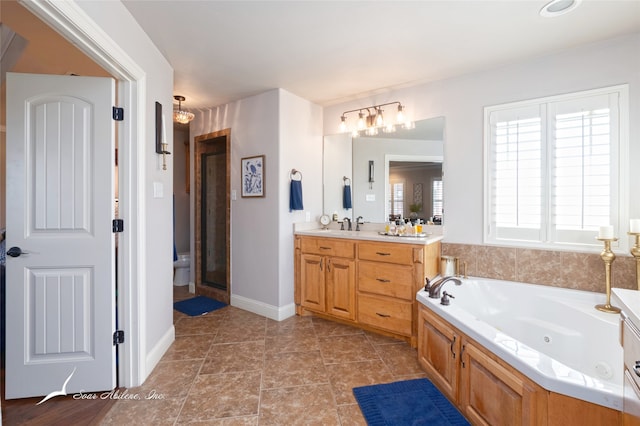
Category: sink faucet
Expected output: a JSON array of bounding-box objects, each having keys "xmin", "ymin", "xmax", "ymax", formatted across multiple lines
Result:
[
  {"xmin": 356, "ymin": 216, "xmax": 363, "ymax": 231},
  {"xmin": 425, "ymin": 276, "xmax": 462, "ymax": 299},
  {"xmin": 342, "ymin": 217, "xmax": 352, "ymax": 231}
]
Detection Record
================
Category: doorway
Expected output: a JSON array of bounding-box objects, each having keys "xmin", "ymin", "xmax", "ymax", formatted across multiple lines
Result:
[{"xmin": 194, "ymin": 129, "xmax": 231, "ymax": 304}]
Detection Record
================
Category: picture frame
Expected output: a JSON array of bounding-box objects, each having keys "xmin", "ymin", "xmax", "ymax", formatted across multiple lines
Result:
[{"xmin": 241, "ymin": 155, "xmax": 265, "ymax": 198}]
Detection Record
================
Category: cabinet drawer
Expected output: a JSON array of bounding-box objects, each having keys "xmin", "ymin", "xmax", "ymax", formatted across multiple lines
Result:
[
  {"xmin": 358, "ymin": 242, "xmax": 414, "ymax": 265},
  {"xmin": 358, "ymin": 293, "xmax": 412, "ymax": 336},
  {"xmin": 358, "ymin": 261, "xmax": 414, "ymax": 300},
  {"xmin": 301, "ymin": 237, "xmax": 355, "ymax": 258}
]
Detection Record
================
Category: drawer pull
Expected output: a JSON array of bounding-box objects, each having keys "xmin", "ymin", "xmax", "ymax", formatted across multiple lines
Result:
[
  {"xmin": 319, "ymin": 246, "xmax": 332, "ymax": 250},
  {"xmin": 376, "ymin": 312, "xmax": 391, "ymax": 318},
  {"xmin": 450, "ymin": 336, "xmax": 456, "ymax": 359},
  {"xmin": 375, "ymin": 252, "xmax": 391, "ymax": 256},
  {"xmin": 634, "ymin": 361, "xmax": 640, "ymax": 377},
  {"xmin": 376, "ymin": 278, "xmax": 391, "ymax": 283}
]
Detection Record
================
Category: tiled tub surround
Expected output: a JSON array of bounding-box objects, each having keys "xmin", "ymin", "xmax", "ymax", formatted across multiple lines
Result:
[{"xmin": 442, "ymin": 243, "xmax": 638, "ymax": 292}]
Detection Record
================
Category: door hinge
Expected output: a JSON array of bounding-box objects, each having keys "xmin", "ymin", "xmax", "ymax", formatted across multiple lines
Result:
[
  {"xmin": 112, "ymin": 107, "xmax": 124, "ymax": 121},
  {"xmin": 112, "ymin": 219, "xmax": 124, "ymax": 233},
  {"xmin": 113, "ymin": 330, "xmax": 124, "ymax": 345}
]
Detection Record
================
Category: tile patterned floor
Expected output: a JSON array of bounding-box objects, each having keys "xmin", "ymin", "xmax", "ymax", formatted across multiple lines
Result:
[{"xmin": 101, "ymin": 287, "xmax": 427, "ymax": 424}]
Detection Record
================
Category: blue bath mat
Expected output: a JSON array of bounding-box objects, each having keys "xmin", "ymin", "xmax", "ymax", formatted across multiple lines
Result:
[
  {"xmin": 353, "ymin": 378, "xmax": 470, "ymax": 426},
  {"xmin": 174, "ymin": 296, "xmax": 226, "ymax": 316}
]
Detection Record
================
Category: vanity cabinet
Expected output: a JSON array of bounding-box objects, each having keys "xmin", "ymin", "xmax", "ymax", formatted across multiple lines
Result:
[
  {"xmin": 418, "ymin": 305, "xmax": 544, "ymax": 425},
  {"xmin": 294, "ymin": 234, "xmax": 440, "ymax": 345},
  {"xmin": 299, "ymin": 237, "xmax": 356, "ymax": 321},
  {"xmin": 417, "ymin": 305, "xmax": 460, "ymax": 401},
  {"xmin": 357, "ymin": 241, "xmax": 417, "ymax": 337}
]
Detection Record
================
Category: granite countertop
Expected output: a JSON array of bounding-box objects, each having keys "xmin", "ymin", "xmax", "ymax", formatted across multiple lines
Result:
[
  {"xmin": 294, "ymin": 228, "xmax": 443, "ymax": 246},
  {"xmin": 612, "ymin": 288, "xmax": 640, "ymax": 327}
]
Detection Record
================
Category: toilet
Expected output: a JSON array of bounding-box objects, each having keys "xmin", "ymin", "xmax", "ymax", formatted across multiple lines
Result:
[{"xmin": 173, "ymin": 252, "xmax": 191, "ymax": 286}]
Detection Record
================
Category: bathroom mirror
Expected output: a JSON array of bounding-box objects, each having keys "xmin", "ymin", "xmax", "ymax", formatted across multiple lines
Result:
[{"xmin": 323, "ymin": 117, "xmax": 445, "ymax": 223}]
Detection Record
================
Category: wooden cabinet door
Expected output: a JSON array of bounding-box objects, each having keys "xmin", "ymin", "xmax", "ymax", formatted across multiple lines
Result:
[
  {"xmin": 459, "ymin": 340, "xmax": 539, "ymax": 426},
  {"xmin": 417, "ymin": 306, "xmax": 460, "ymax": 402},
  {"xmin": 300, "ymin": 253, "xmax": 325, "ymax": 313},
  {"xmin": 326, "ymin": 257, "xmax": 356, "ymax": 320}
]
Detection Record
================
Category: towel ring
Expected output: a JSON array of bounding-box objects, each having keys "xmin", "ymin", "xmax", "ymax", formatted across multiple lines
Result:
[
  {"xmin": 290, "ymin": 169, "xmax": 303, "ymax": 181},
  {"xmin": 343, "ymin": 176, "xmax": 351, "ymax": 185}
]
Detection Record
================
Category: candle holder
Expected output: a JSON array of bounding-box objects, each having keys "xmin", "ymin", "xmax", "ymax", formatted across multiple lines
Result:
[
  {"xmin": 161, "ymin": 143, "xmax": 171, "ymax": 171},
  {"xmin": 595, "ymin": 237, "xmax": 621, "ymax": 314},
  {"xmin": 629, "ymin": 232, "xmax": 640, "ymax": 291}
]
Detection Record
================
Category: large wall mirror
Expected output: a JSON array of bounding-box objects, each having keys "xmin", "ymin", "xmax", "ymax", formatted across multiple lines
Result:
[{"xmin": 323, "ymin": 116, "xmax": 445, "ymax": 224}]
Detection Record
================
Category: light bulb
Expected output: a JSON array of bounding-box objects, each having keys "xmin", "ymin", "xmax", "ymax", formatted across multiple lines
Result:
[
  {"xmin": 339, "ymin": 116, "xmax": 347, "ymax": 133},
  {"xmin": 375, "ymin": 108, "xmax": 384, "ymax": 127},
  {"xmin": 397, "ymin": 104, "xmax": 405, "ymax": 123},
  {"xmin": 357, "ymin": 111, "xmax": 366, "ymax": 130}
]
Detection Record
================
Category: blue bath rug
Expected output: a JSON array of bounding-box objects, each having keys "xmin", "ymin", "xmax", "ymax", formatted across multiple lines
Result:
[
  {"xmin": 173, "ymin": 296, "xmax": 226, "ymax": 316},
  {"xmin": 353, "ymin": 378, "xmax": 470, "ymax": 426}
]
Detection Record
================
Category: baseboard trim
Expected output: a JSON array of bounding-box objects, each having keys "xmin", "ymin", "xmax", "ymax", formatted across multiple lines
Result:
[
  {"xmin": 230, "ymin": 294, "xmax": 296, "ymax": 321},
  {"xmin": 144, "ymin": 325, "xmax": 175, "ymax": 382}
]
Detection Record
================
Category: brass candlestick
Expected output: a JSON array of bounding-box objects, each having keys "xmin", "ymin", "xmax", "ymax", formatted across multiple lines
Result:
[
  {"xmin": 629, "ymin": 232, "xmax": 640, "ymax": 291},
  {"xmin": 595, "ymin": 237, "xmax": 621, "ymax": 314}
]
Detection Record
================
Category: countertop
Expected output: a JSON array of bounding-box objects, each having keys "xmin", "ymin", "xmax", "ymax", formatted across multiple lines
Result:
[
  {"xmin": 613, "ymin": 288, "xmax": 640, "ymax": 327},
  {"xmin": 294, "ymin": 228, "xmax": 443, "ymax": 246}
]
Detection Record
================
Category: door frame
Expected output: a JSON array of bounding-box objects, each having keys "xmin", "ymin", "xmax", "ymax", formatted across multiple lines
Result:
[{"xmin": 20, "ymin": 0, "xmax": 146, "ymax": 388}]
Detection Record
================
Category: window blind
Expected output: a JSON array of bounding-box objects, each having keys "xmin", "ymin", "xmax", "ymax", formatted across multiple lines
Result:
[
  {"xmin": 432, "ymin": 179, "xmax": 443, "ymax": 217},
  {"xmin": 485, "ymin": 87, "xmax": 624, "ymax": 248},
  {"xmin": 389, "ymin": 181, "xmax": 404, "ymax": 218}
]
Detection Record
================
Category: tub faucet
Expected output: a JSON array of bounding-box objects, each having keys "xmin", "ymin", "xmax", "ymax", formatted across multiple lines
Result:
[{"xmin": 426, "ymin": 276, "xmax": 462, "ymax": 299}]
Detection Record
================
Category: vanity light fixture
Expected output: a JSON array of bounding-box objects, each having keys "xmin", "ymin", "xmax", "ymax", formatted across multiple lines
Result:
[
  {"xmin": 339, "ymin": 101, "xmax": 413, "ymax": 137},
  {"xmin": 539, "ymin": 0, "xmax": 582, "ymax": 17},
  {"xmin": 173, "ymin": 95, "xmax": 195, "ymax": 124}
]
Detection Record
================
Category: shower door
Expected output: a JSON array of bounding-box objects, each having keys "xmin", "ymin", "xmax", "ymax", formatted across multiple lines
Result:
[{"xmin": 194, "ymin": 130, "xmax": 230, "ymax": 303}]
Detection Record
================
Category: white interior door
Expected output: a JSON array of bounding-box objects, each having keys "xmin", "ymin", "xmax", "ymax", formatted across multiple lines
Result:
[{"xmin": 5, "ymin": 72, "xmax": 116, "ymax": 399}]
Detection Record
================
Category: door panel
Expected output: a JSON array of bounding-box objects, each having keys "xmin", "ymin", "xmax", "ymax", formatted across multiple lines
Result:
[{"xmin": 5, "ymin": 72, "xmax": 116, "ymax": 399}]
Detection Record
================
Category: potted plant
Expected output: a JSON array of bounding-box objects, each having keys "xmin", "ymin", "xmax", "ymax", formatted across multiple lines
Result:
[{"xmin": 409, "ymin": 203, "xmax": 422, "ymax": 220}]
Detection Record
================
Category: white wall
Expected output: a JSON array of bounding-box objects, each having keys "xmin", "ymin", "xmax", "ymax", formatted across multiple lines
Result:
[
  {"xmin": 74, "ymin": 0, "xmax": 175, "ymax": 381},
  {"xmin": 279, "ymin": 90, "xmax": 323, "ymax": 306},
  {"xmin": 190, "ymin": 89, "xmax": 322, "ymax": 319},
  {"xmin": 324, "ymin": 33, "xmax": 640, "ymax": 246}
]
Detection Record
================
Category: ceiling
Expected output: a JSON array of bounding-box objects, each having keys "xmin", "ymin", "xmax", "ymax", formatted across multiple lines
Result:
[
  {"xmin": 2, "ymin": 0, "xmax": 639, "ymax": 119},
  {"xmin": 121, "ymin": 0, "xmax": 640, "ymax": 110}
]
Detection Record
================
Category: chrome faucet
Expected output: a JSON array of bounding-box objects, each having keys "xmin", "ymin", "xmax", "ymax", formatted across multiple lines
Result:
[
  {"xmin": 341, "ymin": 217, "xmax": 352, "ymax": 231},
  {"xmin": 425, "ymin": 276, "xmax": 462, "ymax": 299},
  {"xmin": 356, "ymin": 216, "xmax": 363, "ymax": 231}
]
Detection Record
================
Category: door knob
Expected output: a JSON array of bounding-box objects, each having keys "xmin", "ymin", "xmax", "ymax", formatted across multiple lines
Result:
[{"xmin": 7, "ymin": 247, "xmax": 28, "ymax": 257}]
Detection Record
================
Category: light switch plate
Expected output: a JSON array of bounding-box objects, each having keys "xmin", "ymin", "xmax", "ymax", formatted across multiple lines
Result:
[
  {"xmin": 366, "ymin": 194, "xmax": 375, "ymax": 201},
  {"xmin": 153, "ymin": 182, "xmax": 164, "ymax": 198}
]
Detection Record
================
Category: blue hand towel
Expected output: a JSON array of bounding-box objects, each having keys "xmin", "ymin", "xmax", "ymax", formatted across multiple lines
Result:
[
  {"xmin": 343, "ymin": 184, "xmax": 352, "ymax": 210},
  {"xmin": 290, "ymin": 180, "xmax": 303, "ymax": 211}
]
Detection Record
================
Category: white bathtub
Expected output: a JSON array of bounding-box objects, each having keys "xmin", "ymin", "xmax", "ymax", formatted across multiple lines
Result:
[{"xmin": 416, "ymin": 277, "xmax": 623, "ymax": 411}]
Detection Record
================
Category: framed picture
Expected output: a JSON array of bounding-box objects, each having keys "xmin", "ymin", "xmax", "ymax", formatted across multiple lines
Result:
[{"xmin": 241, "ymin": 155, "xmax": 265, "ymax": 197}]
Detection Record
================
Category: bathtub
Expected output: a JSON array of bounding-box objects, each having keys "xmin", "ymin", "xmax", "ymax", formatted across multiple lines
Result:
[{"xmin": 416, "ymin": 277, "xmax": 623, "ymax": 411}]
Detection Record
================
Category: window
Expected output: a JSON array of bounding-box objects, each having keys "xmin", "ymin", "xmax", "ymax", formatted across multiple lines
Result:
[
  {"xmin": 389, "ymin": 180, "xmax": 404, "ymax": 219},
  {"xmin": 484, "ymin": 85, "xmax": 628, "ymax": 250},
  {"xmin": 432, "ymin": 179, "xmax": 443, "ymax": 217}
]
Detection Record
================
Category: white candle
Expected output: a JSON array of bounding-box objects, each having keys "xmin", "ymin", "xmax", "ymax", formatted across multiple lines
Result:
[
  {"xmin": 162, "ymin": 114, "xmax": 167, "ymax": 145},
  {"xmin": 598, "ymin": 225, "xmax": 614, "ymax": 239},
  {"xmin": 631, "ymin": 219, "xmax": 640, "ymax": 233}
]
